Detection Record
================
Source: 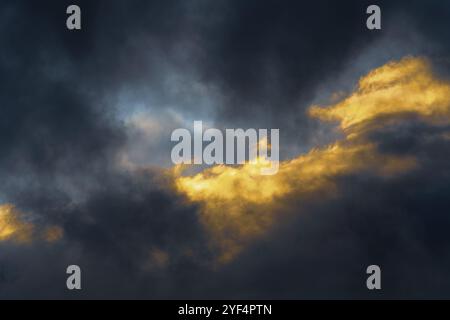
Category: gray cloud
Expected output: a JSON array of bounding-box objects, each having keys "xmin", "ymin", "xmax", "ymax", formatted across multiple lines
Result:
[{"xmin": 1, "ymin": 0, "xmax": 450, "ymax": 299}]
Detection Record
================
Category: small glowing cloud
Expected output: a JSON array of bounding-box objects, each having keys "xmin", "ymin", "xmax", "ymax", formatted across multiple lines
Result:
[
  {"xmin": 0, "ymin": 204, "xmax": 63, "ymax": 244},
  {"xmin": 0, "ymin": 204, "xmax": 34, "ymax": 244},
  {"xmin": 142, "ymin": 247, "xmax": 170, "ymax": 271},
  {"xmin": 43, "ymin": 226, "xmax": 64, "ymax": 243}
]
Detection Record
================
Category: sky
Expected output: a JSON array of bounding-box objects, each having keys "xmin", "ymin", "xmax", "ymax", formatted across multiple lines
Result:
[{"xmin": 1, "ymin": 0, "xmax": 450, "ymax": 299}]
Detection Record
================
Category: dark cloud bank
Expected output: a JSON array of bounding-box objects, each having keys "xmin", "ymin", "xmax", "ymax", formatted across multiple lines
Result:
[{"xmin": 1, "ymin": 0, "xmax": 450, "ymax": 299}]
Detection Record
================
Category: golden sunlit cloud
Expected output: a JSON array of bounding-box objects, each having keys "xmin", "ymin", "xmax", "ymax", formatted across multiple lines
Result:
[
  {"xmin": 0, "ymin": 204, "xmax": 63, "ymax": 244},
  {"xmin": 176, "ymin": 142, "xmax": 416, "ymax": 263},
  {"xmin": 174, "ymin": 56, "xmax": 449, "ymax": 264},
  {"xmin": 309, "ymin": 57, "xmax": 450, "ymax": 134},
  {"xmin": 0, "ymin": 204, "xmax": 34, "ymax": 244}
]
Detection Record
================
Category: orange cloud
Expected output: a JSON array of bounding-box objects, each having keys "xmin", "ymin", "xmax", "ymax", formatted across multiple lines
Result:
[
  {"xmin": 309, "ymin": 57, "xmax": 450, "ymax": 135},
  {"xmin": 174, "ymin": 57, "xmax": 449, "ymax": 264},
  {"xmin": 0, "ymin": 204, "xmax": 63, "ymax": 244},
  {"xmin": 0, "ymin": 204, "xmax": 34, "ymax": 244}
]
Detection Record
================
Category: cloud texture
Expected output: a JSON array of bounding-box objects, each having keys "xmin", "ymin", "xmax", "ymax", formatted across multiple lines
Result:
[{"xmin": 1, "ymin": 0, "xmax": 450, "ymax": 299}]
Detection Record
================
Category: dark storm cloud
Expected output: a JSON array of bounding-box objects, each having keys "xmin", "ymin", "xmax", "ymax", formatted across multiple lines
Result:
[
  {"xmin": 1, "ymin": 0, "xmax": 450, "ymax": 299},
  {"xmin": 0, "ymin": 169, "xmax": 212, "ymax": 299},
  {"xmin": 0, "ymin": 0, "xmax": 212, "ymax": 298},
  {"xmin": 0, "ymin": 0, "xmax": 199, "ymax": 204},
  {"xmin": 182, "ymin": 0, "xmax": 385, "ymax": 153},
  {"xmin": 194, "ymin": 1, "xmax": 376, "ymax": 113},
  {"xmin": 0, "ymin": 1, "xmax": 121, "ymax": 193}
]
